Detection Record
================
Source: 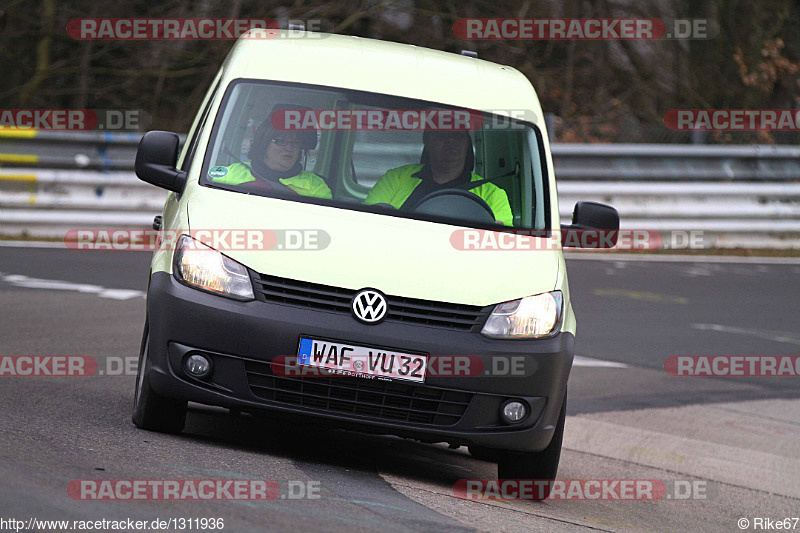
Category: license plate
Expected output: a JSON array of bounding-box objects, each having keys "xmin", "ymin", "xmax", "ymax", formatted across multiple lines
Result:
[{"xmin": 297, "ymin": 338, "xmax": 427, "ymax": 383}]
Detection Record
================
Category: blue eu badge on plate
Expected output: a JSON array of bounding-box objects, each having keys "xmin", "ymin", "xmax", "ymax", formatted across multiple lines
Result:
[{"xmin": 298, "ymin": 338, "xmax": 313, "ymax": 364}]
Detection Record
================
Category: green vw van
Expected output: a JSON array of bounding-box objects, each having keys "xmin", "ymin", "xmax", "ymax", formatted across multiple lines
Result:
[{"xmin": 132, "ymin": 28, "xmax": 618, "ymax": 493}]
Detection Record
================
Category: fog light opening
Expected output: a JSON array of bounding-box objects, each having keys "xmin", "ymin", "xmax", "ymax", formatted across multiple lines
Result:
[
  {"xmin": 501, "ymin": 400, "xmax": 528, "ymax": 424},
  {"xmin": 184, "ymin": 353, "xmax": 213, "ymax": 379}
]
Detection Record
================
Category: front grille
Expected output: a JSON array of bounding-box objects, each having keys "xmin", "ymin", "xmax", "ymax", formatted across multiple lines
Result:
[
  {"xmin": 245, "ymin": 360, "xmax": 473, "ymax": 426},
  {"xmin": 252, "ymin": 272, "xmax": 488, "ymax": 330}
]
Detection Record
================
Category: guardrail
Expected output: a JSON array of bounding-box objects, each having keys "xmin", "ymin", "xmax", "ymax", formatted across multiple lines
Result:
[
  {"xmin": 1, "ymin": 131, "xmax": 798, "ymax": 248},
  {"xmin": 553, "ymin": 144, "xmax": 800, "ymax": 248}
]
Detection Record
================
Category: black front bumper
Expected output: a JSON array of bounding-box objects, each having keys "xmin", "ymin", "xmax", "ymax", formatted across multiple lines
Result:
[{"xmin": 145, "ymin": 272, "xmax": 574, "ymax": 452}]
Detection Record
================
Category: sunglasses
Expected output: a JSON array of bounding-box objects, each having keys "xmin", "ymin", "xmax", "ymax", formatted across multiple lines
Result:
[{"xmin": 270, "ymin": 137, "xmax": 302, "ymax": 148}]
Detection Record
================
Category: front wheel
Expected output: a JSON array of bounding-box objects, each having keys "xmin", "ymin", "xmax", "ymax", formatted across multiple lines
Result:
[
  {"xmin": 496, "ymin": 392, "xmax": 566, "ymax": 500},
  {"xmin": 132, "ymin": 323, "xmax": 187, "ymax": 434}
]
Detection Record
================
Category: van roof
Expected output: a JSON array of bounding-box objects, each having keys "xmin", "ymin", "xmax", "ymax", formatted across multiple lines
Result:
[{"xmin": 221, "ymin": 29, "xmax": 544, "ymax": 127}]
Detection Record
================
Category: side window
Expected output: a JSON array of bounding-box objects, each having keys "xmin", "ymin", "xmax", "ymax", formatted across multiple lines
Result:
[
  {"xmin": 350, "ymin": 129, "xmax": 422, "ymax": 189},
  {"xmin": 180, "ymin": 78, "xmax": 222, "ymax": 172},
  {"xmin": 476, "ymin": 129, "xmax": 524, "ymax": 227},
  {"xmin": 205, "ymin": 84, "xmax": 335, "ymax": 174}
]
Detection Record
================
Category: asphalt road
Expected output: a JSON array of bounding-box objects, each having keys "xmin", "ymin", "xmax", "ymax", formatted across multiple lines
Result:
[{"xmin": 1, "ymin": 246, "xmax": 798, "ymax": 532}]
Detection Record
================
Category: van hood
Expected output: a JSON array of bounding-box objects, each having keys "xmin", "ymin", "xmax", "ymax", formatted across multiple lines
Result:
[{"xmin": 186, "ymin": 188, "xmax": 559, "ymax": 307}]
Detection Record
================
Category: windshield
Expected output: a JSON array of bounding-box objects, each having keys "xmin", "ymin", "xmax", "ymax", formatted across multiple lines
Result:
[{"xmin": 200, "ymin": 79, "xmax": 549, "ymax": 230}]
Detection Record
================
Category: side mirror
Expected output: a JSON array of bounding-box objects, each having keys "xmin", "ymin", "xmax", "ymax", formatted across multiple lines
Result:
[
  {"xmin": 135, "ymin": 131, "xmax": 187, "ymax": 193},
  {"xmin": 561, "ymin": 201, "xmax": 620, "ymax": 248}
]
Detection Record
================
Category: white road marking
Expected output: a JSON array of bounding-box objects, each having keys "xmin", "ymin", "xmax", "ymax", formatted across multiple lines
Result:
[
  {"xmin": 573, "ymin": 355, "xmax": 628, "ymax": 368},
  {"xmin": 0, "ymin": 240, "xmax": 154, "ymax": 251},
  {"xmin": 693, "ymin": 323, "xmax": 800, "ymax": 346},
  {"xmin": 681, "ymin": 266, "xmax": 713, "ymax": 277},
  {"xmin": 0, "ymin": 272, "xmax": 145, "ymax": 300},
  {"xmin": 0, "ymin": 240, "xmax": 68, "ymax": 249}
]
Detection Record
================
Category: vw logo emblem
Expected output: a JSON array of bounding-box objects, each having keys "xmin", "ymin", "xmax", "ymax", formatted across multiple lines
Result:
[{"xmin": 352, "ymin": 289, "xmax": 387, "ymax": 324}]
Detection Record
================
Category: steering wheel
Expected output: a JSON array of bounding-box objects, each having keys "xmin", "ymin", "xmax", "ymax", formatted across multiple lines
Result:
[{"xmin": 406, "ymin": 188, "xmax": 496, "ymax": 224}]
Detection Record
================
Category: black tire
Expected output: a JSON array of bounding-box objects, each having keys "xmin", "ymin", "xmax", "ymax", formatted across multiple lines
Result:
[
  {"xmin": 132, "ymin": 322, "xmax": 187, "ymax": 433},
  {"xmin": 496, "ymin": 392, "xmax": 567, "ymax": 500}
]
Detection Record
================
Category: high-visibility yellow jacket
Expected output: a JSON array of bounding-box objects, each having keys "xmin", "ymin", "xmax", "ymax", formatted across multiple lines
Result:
[
  {"xmin": 209, "ymin": 163, "xmax": 332, "ymax": 199},
  {"xmin": 363, "ymin": 164, "xmax": 513, "ymax": 226}
]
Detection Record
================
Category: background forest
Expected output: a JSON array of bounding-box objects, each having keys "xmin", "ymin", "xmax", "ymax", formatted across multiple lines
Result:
[{"xmin": 1, "ymin": 0, "xmax": 799, "ymax": 143}]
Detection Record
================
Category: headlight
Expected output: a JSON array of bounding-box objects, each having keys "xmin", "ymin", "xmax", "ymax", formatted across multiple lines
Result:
[
  {"xmin": 481, "ymin": 291, "xmax": 563, "ymax": 339},
  {"xmin": 174, "ymin": 235, "xmax": 254, "ymax": 300}
]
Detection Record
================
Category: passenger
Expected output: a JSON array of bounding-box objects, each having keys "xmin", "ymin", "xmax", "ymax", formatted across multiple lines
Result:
[
  {"xmin": 364, "ymin": 130, "xmax": 512, "ymax": 226},
  {"xmin": 210, "ymin": 111, "xmax": 332, "ymax": 199}
]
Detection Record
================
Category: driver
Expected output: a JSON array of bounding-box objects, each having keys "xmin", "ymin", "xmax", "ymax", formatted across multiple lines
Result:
[
  {"xmin": 211, "ymin": 111, "xmax": 332, "ymax": 199},
  {"xmin": 363, "ymin": 130, "xmax": 512, "ymax": 226}
]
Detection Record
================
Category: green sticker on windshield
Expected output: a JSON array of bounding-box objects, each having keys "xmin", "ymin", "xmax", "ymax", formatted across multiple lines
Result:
[{"xmin": 208, "ymin": 166, "xmax": 228, "ymax": 179}]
